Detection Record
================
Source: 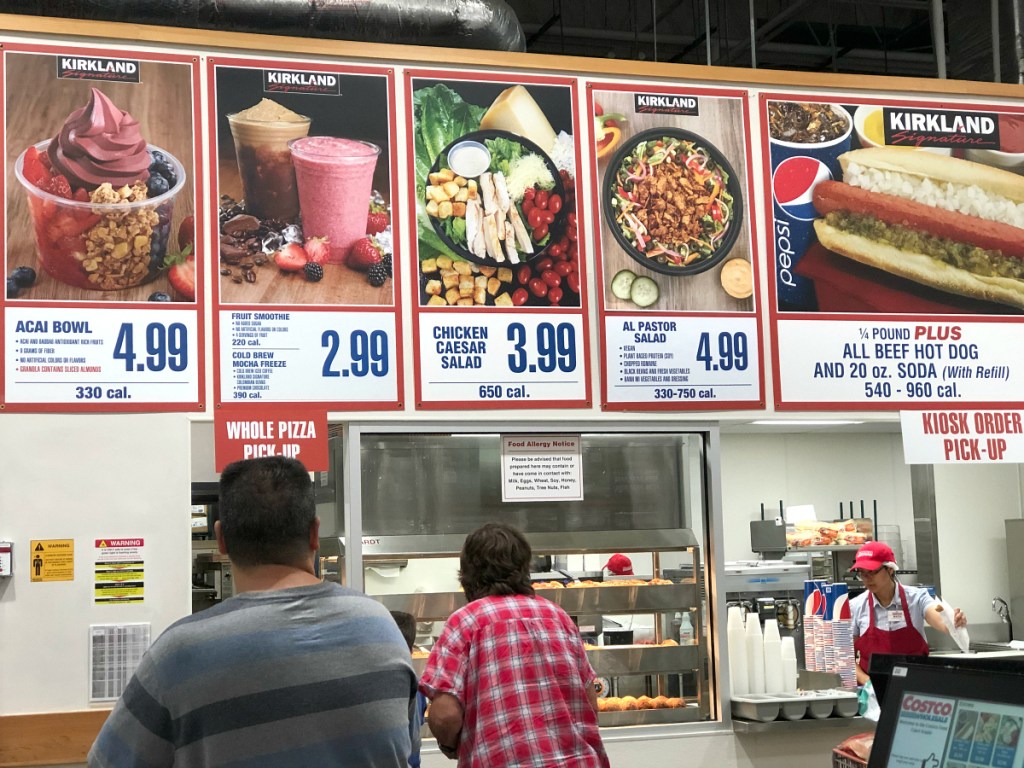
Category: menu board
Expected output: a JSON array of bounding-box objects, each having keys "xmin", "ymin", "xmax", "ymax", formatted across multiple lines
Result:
[
  {"xmin": 2, "ymin": 44, "xmax": 204, "ymax": 410},
  {"xmin": 763, "ymin": 94, "xmax": 1024, "ymax": 409},
  {"xmin": 407, "ymin": 70, "xmax": 591, "ymax": 409},
  {"xmin": 209, "ymin": 57, "xmax": 402, "ymax": 408},
  {"xmin": 590, "ymin": 82, "xmax": 764, "ymax": 409}
]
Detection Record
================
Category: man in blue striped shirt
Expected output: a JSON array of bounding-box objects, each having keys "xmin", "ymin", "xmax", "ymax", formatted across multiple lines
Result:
[{"xmin": 89, "ymin": 456, "xmax": 416, "ymax": 768}]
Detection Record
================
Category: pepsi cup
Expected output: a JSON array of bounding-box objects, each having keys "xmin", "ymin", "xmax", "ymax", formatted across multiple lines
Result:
[{"xmin": 769, "ymin": 102, "xmax": 853, "ymax": 311}]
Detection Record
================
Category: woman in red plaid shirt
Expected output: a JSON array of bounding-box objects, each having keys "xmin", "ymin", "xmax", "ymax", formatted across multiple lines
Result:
[{"xmin": 419, "ymin": 522, "xmax": 610, "ymax": 767}]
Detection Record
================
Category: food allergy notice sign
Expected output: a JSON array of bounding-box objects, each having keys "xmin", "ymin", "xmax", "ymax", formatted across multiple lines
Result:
[{"xmin": 501, "ymin": 434, "xmax": 583, "ymax": 502}]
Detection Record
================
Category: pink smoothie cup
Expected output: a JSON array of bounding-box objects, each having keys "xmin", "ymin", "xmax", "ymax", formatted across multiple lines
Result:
[{"xmin": 289, "ymin": 136, "xmax": 380, "ymax": 264}]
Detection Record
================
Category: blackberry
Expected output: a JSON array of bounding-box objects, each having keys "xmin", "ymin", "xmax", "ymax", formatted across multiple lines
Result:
[
  {"xmin": 367, "ymin": 263, "xmax": 387, "ymax": 287},
  {"xmin": 304, "ymin": 262, "xmax": 324, "ymax": 282},
  {"xmin": 381, "ymin": 254, "xmax": 393, "ymax": 278},
  {"xmin": 11, "ymin": 266, "xmax": 36, "ymax": 288}
]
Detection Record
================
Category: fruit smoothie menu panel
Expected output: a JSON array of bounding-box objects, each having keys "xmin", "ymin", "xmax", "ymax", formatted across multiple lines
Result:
[
  {"xmin": 2, "ymin": 44, "xmax": 204, "ymax": 411},
  {"xmin": 762, "ymin": 93, "xmax": 1024, "ymax": 410},
  {"xmin": 588, "ymin": 82, "xmax": 764, "ymax": 411},
  {"xmin": 407, "ymin": 70, "xmax": 590, "ymax": 410},
  {"xmin": 209, "ymin": 57, "xmax": 403, "ymax": 408}
]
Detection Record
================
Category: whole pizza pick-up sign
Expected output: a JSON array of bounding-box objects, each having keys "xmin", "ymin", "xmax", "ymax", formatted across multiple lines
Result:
[
  {"xmin": 901, "ymin": 410, "xmax": 1024, "ymax": 463},
  {"xmin": 214, "ymin": 406, "xmax": 328, "ymax": 471}
]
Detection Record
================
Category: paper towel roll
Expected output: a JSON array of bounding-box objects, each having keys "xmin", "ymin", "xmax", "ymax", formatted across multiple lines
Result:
[{"xmin": 745, "ymin": 615, "xmax": 765, "ymax": 694}]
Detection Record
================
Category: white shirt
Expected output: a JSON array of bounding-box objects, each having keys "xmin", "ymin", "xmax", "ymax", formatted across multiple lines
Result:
[{"xmin": 850, "ymin": 582, "xmax": 938, "ymax": 640}]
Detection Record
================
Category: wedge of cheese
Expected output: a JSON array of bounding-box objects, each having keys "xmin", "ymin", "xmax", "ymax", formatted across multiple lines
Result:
[{"xmin": 479, "ymin": 85, "xmax": 557, "ymax": 153}]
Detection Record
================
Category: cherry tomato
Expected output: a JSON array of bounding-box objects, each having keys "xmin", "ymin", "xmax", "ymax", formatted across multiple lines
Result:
[
  {"xmin": 548, "ymin": 194, "xmax": 563, "ymax": 214},
  {"xmin": 567, "ymin": 212, "xmax": 577, "ymax": 227},
  {"xmin": 528, "ymin": 277, "xmax": 548, "ymax": 298},
  {"xmin": 535, "ymin": 189, "xmax": 550, "ymax": 209},
  {"xmin": 522, "ymin": 199, "xmax": 534, "ymax": 216},
  {"xmin": 567, "ymin": 223, "xmax": 578, "ymax": 242},
  {"xmin": 527, "ymin": 207, "xmax": 544, "ymax": 228},
  {"xmin": 547, "ymin": 286, "xmax": 563, "ymax": 305},
  {"xmin": 540, "ymin": 210, "xmax": 555, "ymax": 225},
  {"xmin": 568, "ymin": 242, "xmax": 578, "ymax": 260},
  {"xmin": 566, "ymin": 272, "xmax": 580, "ymax": 293},
  {"xmin": 517, "ymin": 265, "xmax": 532, "ymax": 285},
  {"xmin": 534, "ymin": 257, "xmax": 553, "ymax": 273},
  {"xmin": 533, "ymin": 223, "xmax": 549, "ymax": 241},
  {"xmin": 512, "ymin": 288, "xmax": 529, "ymax": 306},
  {"xmin": 554, "ymin": 261, "xmax": 572, "ymax": 276},
  {"xmin": 548, "ymin": 243, "xmax": 565, "ymax": 259},
  {"xmin": 541, "ymin": 270, "xmax": 561, "ymax": 288},
  {"xmin": 524, "ymin": 187, "xmax": 536, "ymax": 201}
]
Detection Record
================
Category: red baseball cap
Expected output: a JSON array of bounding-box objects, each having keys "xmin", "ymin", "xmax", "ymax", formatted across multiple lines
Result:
[
  {"xmin": 604, "ymin": 553, "xmax": 634, "ymax": 575},
  {"xmin": 850, "ymin": 541, "xmax": 897, "ymax": 571}
]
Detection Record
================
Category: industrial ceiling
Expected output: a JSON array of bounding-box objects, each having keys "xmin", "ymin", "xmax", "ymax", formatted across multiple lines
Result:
[{"xmin": 504, "ymin": 0, "xmax": 1022, "ymax": 83}]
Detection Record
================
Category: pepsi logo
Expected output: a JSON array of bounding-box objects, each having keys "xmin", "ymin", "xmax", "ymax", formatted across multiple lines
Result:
[{"xmin": 773, "ymin": 156, "xmax": 833, "ymax": 221}]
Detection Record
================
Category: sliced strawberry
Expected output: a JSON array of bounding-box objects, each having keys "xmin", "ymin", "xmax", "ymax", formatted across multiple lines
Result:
[
  {"xmin": 347, "ymin": 236, "xmax": 383, "ymax": 271},
  {"xmin": 178, "ymin": 215, "xmax": 195, "ymax": 251},
  {"xmin": 73, "ymin": 187, "xmax": 90, "ymax": 203},
  {"xmin": 45, "ymin": 175, "xmax": 72, "ymax": 200},
  {"xmin": 22, "ymin": 146, "xmax": 50, "ymax": 187},
  {"xmin": 304, "ymin": 236, "xmax": 330, "ymax": 265},
  {"xmin": 164, "ymin": 245, "xmax": 195, "ymax": 301},
  {"xmin": 366, "ymin": 211, "xmax": 389, "ymax": 236},
  {"xmin": 274, "ymin": 242, "xmax": 308, "ymax": 272}
]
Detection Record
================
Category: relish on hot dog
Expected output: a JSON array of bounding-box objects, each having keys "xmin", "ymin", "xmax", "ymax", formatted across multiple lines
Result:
[{"xmin": 812, "ymin": 147, "xmax": 1024, "ymax": 309}]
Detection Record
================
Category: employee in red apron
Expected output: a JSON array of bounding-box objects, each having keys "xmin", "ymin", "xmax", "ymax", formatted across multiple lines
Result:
[{"xmin": 850, "ymin": 541, "xmax": 967, "ymax": 684}]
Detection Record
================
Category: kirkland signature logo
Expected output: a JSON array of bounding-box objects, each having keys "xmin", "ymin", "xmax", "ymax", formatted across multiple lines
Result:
[
  {"xmin": 263, "ymin": 70, "xmax": 340, "ymax": 95},
  {"xmin": 56, "ymin": 57, "xmax": 140, "ymax": 83},
  {"xmin": 883, "ymin": 108, "xmax": 1000, "ymax": 149},
  {"xmin": 633, "ymin": 93, "xmax": 699, "ymax": 116}
]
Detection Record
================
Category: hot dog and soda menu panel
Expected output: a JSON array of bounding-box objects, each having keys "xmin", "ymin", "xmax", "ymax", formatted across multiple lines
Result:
[
  {"xmin": 589, "ymin": 82, "xmax": 765, "ymax": 410},
  {"xmin": 764, "ymin": 94, "xmax": 1024, "ymax": 410},
  {"xmin": 209, "ymin": 57, "xmax": 403, "ymax": 409},
  {"xmin": 407, "ymin": 71, "xmax": 591, "ymax": 410},
  {"xmin": 1, "ymin": 44, "xmax": 205, "ymax": 411}
]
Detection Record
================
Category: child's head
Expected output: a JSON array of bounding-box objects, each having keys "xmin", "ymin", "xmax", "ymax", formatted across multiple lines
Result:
[{"xmin": 390, "ymin": 610, "xmax": 416, "ymax": 651}]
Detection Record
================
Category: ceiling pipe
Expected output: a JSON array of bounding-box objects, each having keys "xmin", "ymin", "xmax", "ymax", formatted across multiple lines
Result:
[{"xmin": 0, "ymin": 0, "xmax": 526, "ymax": 52}]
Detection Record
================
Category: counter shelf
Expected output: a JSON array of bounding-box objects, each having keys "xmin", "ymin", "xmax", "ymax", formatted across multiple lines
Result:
[
  {"xmin": 587, "ymin": 643, "xmax": 700, "ymax": 676},
  {"xmin": 598, "ymin": 704, "xmax": 703, "ymax": 727}
]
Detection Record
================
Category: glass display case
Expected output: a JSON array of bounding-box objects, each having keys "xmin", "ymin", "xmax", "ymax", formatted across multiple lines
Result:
[{"xmin": 320, "ymin": 427, "xmax": 721, "ymax": 727}]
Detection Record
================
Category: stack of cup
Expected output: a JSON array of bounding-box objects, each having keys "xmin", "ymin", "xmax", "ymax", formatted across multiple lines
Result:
[
  {"xmin": 763, "ymin": 618, "xmax": 784, "ymax": 693},
  {"xmin": 781, "ymin": 636, "xmax": 798, "ymax": 693},
  {"xmin": 804, "ymin": 579, "xmax": 825, "ymax": 672},
  {"xmin": 745, "ymin": 613, "xmax": 766, "ymax": 694},
  {"xmin": 826, "ymin": 583, "xmax": 857, "ymax": 688},
  {"xmin": 728, "ymin": 605, "xmax": 749, "ymax": 696}
]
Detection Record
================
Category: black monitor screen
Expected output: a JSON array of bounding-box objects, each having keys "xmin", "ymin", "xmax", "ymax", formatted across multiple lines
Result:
[{"xmin": 869, "ymin": 661, "xmax": 1024, "ymax": 768}]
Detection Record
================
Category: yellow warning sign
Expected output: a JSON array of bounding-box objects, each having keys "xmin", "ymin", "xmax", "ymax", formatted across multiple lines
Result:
[{"xmin": 29, "ymin": 539, "xmax": 74, "ymax": 582}]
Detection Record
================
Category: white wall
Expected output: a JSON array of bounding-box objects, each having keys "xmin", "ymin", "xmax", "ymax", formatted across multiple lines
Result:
[{"xmin": 0, "ymin": 413, "xmax": 190, "ymax": 715}]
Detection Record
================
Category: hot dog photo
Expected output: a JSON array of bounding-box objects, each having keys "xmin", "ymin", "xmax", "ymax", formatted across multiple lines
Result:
[{"xmin": 765, "ymin": 97, "xmax": 1024, "ymax": 315}]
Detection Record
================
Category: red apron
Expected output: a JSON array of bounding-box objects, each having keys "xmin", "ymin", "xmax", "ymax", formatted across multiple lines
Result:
[{"xmin": 855, "ymin": 582, "xmax": 930, "ymax": 674}]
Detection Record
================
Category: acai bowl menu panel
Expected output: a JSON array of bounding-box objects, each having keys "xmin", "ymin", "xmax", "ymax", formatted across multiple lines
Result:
[
  {"xmin": 589, "ymin": 82, "xmax": 764, "ymax": 411},
  {"xmin": 2, "ymin": 43, "xmax": 204, "ymax": 412},
  {"xmin": 209, "ymin": 57, "xmax": 403, "ymax": 409},
  {"xmin": 406, "ymin": 70, "xmax": 591, "ymax": 410},
  {"xmin": 761, "ymin": 93, "xmax": 1024, "ymax": 410}
]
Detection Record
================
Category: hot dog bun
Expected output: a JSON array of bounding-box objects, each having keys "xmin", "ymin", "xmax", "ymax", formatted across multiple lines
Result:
[{"xmin": 812, "ymin": 147, "xmax": 1024, "ymax": 309}]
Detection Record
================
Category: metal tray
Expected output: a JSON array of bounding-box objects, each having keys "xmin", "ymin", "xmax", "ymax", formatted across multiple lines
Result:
[
  {"xmin": 375, "ymin": 583, "xmax": 698, "ymax": 620},
  {"xmin": 587, "ymin": 644, "xmax": 700, "ymax": 676},
  {"xmin": 598, "ymin": 704, "xmax": 702, "ymax": 726}
]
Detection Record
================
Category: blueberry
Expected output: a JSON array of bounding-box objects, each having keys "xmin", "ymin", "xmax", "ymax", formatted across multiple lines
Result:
[
  {"xmin": 6, "ymin": 277, "xmax": 19, "ymax": 298},
  {"xmin": 149, "ymin": 150, "xmax": 167, "ymax": 165},
  {"xmin": 148, "ymin": 291, "xmax": 172, "ymax": 302},
  {"xmin": 152, "ymin": 160, "xmax": 175, "ymax": 182},
  {"xmin": 11, "ymin": 266, "xmax": 36, "ymax": 288},
  {"xmin": 147, "ymin": 174, "xmax": 170, "ymax": 197}
]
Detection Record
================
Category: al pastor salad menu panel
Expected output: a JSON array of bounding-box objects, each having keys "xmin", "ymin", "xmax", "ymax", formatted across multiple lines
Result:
[
  {"xmin": 2, "ymin": 43, "xmax": 204, "ymax": 411},
  {"xmin": 590, "ymin": 82, "xmax": 764, "ymax": 410},
  {"xmin": 763, "ymin": 94, "xmax": 1024, "ymax": 409},
  {"xmin": 408, "ymin": 71, "xmax": 590, "ymax": 409},
  {"xmin": 209, "ymin": 57, "xmax": 403, "ymax": 409}
]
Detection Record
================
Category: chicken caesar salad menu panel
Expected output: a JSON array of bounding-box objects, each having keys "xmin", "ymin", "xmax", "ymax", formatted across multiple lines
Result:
[
  {"xmin": 407, "ymin": 70, "xmax": 591, "ymax": 410},
  {"xmin": 762, "ymin": 94, "xmax": 1024, "ymax": 410},
  {"xmin": 2, "ymin": 44, "xmax": 204, "ymax": 411},
  {"xmin": 209, "ymin": 57, "xmax": 402, "ymax": 409},
  {"xmin": 589, "ymin": 82, "xmax": 764, "ymax": 411}
]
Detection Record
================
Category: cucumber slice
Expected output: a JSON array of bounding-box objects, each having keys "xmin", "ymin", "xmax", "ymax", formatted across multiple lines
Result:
[
  {"xmin": 610, "ymin": 269, "xmax": 637, "ymax": 300},
  {"xmin": 629, "ymin": 276, "xmax": 660, "ymax": 307}
]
